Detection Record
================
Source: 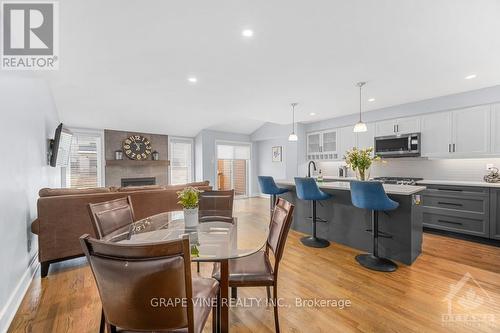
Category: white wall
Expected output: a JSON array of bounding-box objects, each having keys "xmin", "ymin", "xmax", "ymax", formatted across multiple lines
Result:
[
  {"xmin": 195, "ymin": 130, "xmax": 258, "ymax": 195},
  {"xmin": 0, "ymin": 75, "xmax": 61, "ymax": 331}
]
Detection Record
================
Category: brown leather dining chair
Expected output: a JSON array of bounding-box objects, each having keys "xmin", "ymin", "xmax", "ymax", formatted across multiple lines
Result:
[
  {"xmin": 198, "ymin": 190, "xmax": 235, "ymax": 223},
  {"xmin": 212, "ymin": 197, "xmax": 295, "ymax": 333},
  {"xmin": 197, "ymin": 190, "xmax": 235, "ymax": 273},
  {"xmin": 88, "ymin": 196, "xmax": 135, "ymax": 239},
  {"xmin": 80, "ymin": 234, "xmax": 219, "ymax": 333}
]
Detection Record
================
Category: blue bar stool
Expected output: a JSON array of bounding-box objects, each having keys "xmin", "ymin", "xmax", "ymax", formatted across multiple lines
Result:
[
  {"xmin": 258, "ymin": 176, "xmax": 289, "ymax": 215},
  {"xmin": 294, "ymin": 177, "xmax": 332, "ymax": 248},
  {"xmin": 350, "ymin": 180, "xmax": 399, "ymax": 272}
]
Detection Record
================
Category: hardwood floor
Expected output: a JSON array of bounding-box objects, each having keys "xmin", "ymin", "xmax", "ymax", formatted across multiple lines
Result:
[{"xmin": 9, "ymin": 197, "xmax": 500, "ymax": 333}]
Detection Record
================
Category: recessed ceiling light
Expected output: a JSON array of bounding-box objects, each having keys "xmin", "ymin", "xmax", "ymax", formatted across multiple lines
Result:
[
  {"xmin": 309, "ymin": 112, "xmax": 316, "ymax": 116},
  {"xmin": 187, "ymin": 77, "xmax": 198, "ymax": 83},
  {"xmin": 368, "ymin": 98, "xmax": 376, "ymax": 102},
  {"xmin": 241, "ymin": 29, "xmax": 254, "ymax": 37},
  {"xmin": 465, "ymin": 74, "xmax": 477, "ymax": 80}
]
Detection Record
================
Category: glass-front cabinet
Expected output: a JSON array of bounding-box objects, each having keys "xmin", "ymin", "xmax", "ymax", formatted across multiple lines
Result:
[{"xmin": 307, "ymin": 130, "xmax": 338, "ymax": 160}]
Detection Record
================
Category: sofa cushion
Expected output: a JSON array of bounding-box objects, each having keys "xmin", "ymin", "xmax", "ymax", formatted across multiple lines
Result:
[{"xmin": 38, "ymin": 187, "xmax": 111, "ymax": 197}]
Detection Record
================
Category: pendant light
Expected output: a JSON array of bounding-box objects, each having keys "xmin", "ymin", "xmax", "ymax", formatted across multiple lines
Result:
[
  {"xmin": 288, "ymin": 102, "xmax": 299, "ymax": 141},
  {"xmin": 353, "ymin": 81, "xmax": 368, "ymax": 133}
]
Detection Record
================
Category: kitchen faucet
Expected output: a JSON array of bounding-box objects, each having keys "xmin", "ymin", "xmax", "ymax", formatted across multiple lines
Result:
[{"xmin": 307, "ymin": 160, "xmax": 317, "ymax": 177}]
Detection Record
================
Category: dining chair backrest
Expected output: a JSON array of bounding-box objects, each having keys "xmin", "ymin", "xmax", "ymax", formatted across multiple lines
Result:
[
  {"xmin": 80, "ymin": 234, "xmax": 195, "ymax": 332},
  {"xmin": 88, "ymin": 196, "xmax": 135, "ymax": 239},
  {"xmin": 266, "ymin": 197, "xmax": 295, "ymax": 271},
  {"xmin": 198, "ymin": 190, "xmax": 234, "ymax": 222}
]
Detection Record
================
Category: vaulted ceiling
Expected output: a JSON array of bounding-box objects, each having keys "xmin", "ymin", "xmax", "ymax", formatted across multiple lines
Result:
[{"xmin": 43, "ymin": 0, "xmax": 500, "ymax": 136}]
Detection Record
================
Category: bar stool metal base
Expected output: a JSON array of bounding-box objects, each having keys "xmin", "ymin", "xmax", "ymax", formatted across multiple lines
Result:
[
  {"xmin": 355, "ymin": 254, "xmax": 397, "ymax": 272},
  {"xmin": 300, "ymin": 236, "xmax": 330, "ymax": 248}
]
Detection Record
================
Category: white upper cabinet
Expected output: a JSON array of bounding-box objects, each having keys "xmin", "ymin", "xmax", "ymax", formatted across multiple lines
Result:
[
  {"xmin": 322, "ymin": 130, "xmax": 338, "ymax": 154},
  {"xmin": 375, "ymin": 120, "xmax": 397, "ymax": 137},
  {"xmin": 491, "ymin": 104, "xmax": 500, "ymax": 153},
  {"xmin": 307, "ymin": 132, "xmax": 321, "ymax": 154},
  {"xmin": 375, "ymin": 117, "xmax": 420, "ymax": 137},
  {"xmin": 397, "ymin": 116, "xmax": 421, "ymax": 134},
  {"xmin": 338, "ymin": 126, "xmax": 357, "ymax": 159},
  {"xmin": 306, "ymin": 130, "xmax": 338, "ymax": 160},
  {"xmin": 356, "ymin": 122, "xmax": 375, "ymax": 149},
  {"xmin": 452, "ymin": 105, "xmax": 490, "ymax": 155},
  {"xmin": 421, "ymin": 111, "xmax": 452, "ymax": 157}
]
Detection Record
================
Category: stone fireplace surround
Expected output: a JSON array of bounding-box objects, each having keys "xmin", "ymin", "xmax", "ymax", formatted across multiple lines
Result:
[{"xmin": 105, "ymin": 129, "xmax": 168, "ymax": 187}]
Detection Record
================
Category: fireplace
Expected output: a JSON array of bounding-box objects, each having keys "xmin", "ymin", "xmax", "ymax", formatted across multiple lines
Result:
[{"xmin": 121, "ymin": 177, "xmax": 156, "ymax": 187}]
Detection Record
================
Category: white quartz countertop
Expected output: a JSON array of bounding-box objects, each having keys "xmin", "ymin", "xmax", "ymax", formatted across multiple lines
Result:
[
  {"xmin": 317, "ymin": 176, "xmax": 500, "ymax": 188},
  {"xmin": 276, "ymin": 180, "xmax": 426, "ymax": 196},
  {"xmin": 417, "ymin": 179, "xmax": 500, "ymax": 188}
]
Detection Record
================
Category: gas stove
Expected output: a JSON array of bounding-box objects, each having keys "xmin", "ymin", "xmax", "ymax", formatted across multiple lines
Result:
[{"xmin": 372, "ymin": 177, "xmax": 423, "ymax": 186}]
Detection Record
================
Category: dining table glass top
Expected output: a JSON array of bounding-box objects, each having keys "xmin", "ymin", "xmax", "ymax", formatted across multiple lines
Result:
[{"xmin": 104, "ymin": 211, "xmax": 269, "ymax": 262}]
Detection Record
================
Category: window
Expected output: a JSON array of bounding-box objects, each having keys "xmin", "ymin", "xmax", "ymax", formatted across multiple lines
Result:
[
  {"xmin": 216, "ymin": 142, "xmax": 251, "ymax": 197},
  {"xmin": 63, "ymin": 130, "xmax": 103, "ymax": 188},
  {"xmin": 169, "ymin": 137, "xmax": 193, "ymax": 185}
]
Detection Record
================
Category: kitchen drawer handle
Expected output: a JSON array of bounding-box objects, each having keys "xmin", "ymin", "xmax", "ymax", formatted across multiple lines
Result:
[
  {"xmin": 437, "ymin": 201, "xmax": 463, "ymax": 207},
  {"xmin": 436, "ymin": 188, "xmax": 463, "ymax": 192},
  {"xmin": 437, "ymin": 219, "xmax": 463, "ymax": 226}
]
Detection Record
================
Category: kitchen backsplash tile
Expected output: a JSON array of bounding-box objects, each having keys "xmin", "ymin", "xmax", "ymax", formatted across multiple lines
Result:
[{"xmin": 316, "ymin": 158, "xmax": 500, "ymax": 182}]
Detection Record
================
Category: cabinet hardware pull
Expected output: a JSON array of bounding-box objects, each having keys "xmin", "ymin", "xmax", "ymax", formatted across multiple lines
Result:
[
  {"xmin": 436, "ymin": 188, "xmax": 463, "ymax": 192},
  {"xmin": 453, "ymin": 143, "xmax": 456, "ymax": 152},
  {"xmin": 438, "ymin": 219, "xmax": 463, "ymax": 226},
  {"xmin": 438, "ymin": 201, "xmax": 463, "ymax": 207}
]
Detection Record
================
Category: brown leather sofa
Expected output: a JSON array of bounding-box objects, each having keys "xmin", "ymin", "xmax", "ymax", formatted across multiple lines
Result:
[{"xmin": 31, "ymin": 181, "xmax": 212, "ymax": 277}]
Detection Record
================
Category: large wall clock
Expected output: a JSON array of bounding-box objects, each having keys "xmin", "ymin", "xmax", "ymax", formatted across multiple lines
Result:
[{"xmin": 122, "ymin": 135, "xmax": 152, "ymax": 160}]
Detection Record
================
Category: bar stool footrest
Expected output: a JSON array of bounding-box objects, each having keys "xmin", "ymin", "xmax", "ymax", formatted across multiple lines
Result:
[{"xmin": 365, "ymin": 229, "xmax": 393, "ymax": 238}]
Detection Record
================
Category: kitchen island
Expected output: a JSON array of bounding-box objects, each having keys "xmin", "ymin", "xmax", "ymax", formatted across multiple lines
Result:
[{"xmin": 276, "ymin": 180, "xmax": 426, "ymax": 265}]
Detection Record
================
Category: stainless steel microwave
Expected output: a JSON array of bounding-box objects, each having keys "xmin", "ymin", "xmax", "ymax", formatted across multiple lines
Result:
[{"xmin": 374, "ymin": 133, "xmax": 421, "ymax": 157}]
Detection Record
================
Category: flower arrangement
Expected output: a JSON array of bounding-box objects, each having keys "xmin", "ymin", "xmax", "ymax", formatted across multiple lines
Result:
[
  {"xmin": 177, "ymin": 187, "xmax": 201, "ymax": 209},
  {"xmin": 344, "ymin": 147, "xmax": 381, "ymax": 181}
]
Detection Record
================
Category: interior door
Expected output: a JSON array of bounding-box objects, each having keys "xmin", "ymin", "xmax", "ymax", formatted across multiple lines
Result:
[
  {"xmin": 420, "ymin": 111, "xmax": 452, "ymax": 157},
  {"xmin": 452, "ymin": 106, "xmax": 490, "ymax": 155}
]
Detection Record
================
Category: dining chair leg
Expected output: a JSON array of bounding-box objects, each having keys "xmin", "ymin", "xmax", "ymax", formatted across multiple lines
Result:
[
  {"xmin": 266, "ymin": 286, "xmax": 271, "ymax": 302},
  {"xmin": 212, "ymin": 298, "xmax": 217, "ymax": 333},
  {"xmin": 217, "ymin": 291, "xmax": 221, "ymax": 333},
  {"xmin": 197, "ymin": 262, "xmax": 200, "ymax": 273},
  {"xmin": 272, "ymin": 284, "xmax": 280, "ymax": 333},
  {"xmin": 231, "ymin": 287, "xmax": 237, "ymax": 299},
  {"xmin": 99, "ymin": 308, "xmax": 105, "ymax": 333}
]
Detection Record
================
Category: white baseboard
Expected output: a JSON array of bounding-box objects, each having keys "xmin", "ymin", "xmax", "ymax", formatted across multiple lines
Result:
[{"xmin": 0, "ymin": 254, "xmax": 39, "ymax": 332}]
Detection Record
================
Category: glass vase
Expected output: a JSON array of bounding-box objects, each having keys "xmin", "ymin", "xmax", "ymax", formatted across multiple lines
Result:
[{"xmin": 355, "ymin": 168, "xmax": 370, "ymax": 181}]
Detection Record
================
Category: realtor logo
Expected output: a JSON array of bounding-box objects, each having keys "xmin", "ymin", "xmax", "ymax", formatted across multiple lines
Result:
[
  {"xmin": 442, "ymin": 272, "xmax": 495, "ymax": 328},
  {"xmin": 1, "ymin": 1, "xmax": 59, "ymax": 70}
]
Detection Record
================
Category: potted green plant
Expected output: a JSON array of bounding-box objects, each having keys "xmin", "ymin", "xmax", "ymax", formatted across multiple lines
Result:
[
  {"xmin": 177, "ymin": 187, "xmax": 202, "ymax": 227},
  {"xmin": 344, "ymin": 147, "xmax": 381, "ymax": 181}
]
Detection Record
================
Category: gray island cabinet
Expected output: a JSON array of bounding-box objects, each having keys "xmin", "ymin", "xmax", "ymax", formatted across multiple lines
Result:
[{"xmin": 275, "ymin": 180, "xmax": 426, "ymax": 265}]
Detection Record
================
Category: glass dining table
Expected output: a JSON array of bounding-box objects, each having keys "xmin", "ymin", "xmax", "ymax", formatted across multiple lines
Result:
[{"xmin": 104, "ymin": 211, "xmax": 269, "ymax": 333}]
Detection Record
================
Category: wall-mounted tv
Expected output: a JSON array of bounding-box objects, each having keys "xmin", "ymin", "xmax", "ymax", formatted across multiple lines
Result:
[{"xmin": 49, "ymin": 123, "xmax": 73, "ymax": 167}]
